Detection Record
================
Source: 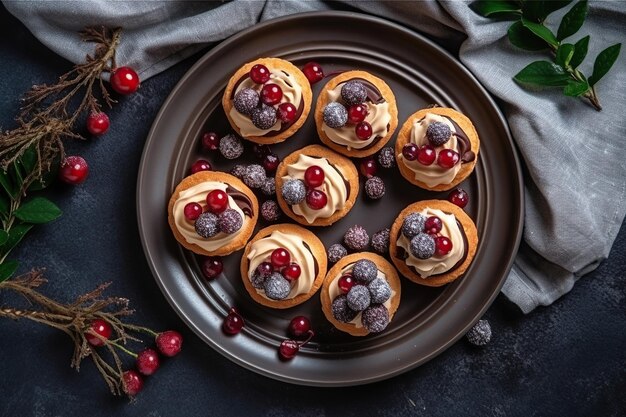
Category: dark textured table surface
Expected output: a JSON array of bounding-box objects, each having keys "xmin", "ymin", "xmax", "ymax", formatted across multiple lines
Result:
[{"xmin": 1, "ymin": 7, "xmax": 624, "ymax": 417}]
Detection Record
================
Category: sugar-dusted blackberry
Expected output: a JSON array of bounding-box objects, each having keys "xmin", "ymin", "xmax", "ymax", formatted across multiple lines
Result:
[
  {"xmin": 361, "ymin": 304, "xmax": 390, "ymax": 333},
  {"xmin": 343, "ymin": 225, "xmax": 369, "ymax": 251},
  {"xmin": 230, "ymin": 164, "xmax": 247, "ymax": 180},
  {"xmin": 218, "ymin": 209, "xmax": 243, "ymax": 234},
  {"xmin": 251, "ymin": 104, "xmax": 277, "ymax": 130},
  {"xmin": 364, "ymin": 176, "xmax": 385, "ymax": 200},
  {"xmin": 233, "ymin": 88, "xmax": 259, "ymax": 115},
  {"xmin": 331, "ymin": 294, "xmax": 358, "ymax": 323},
  {"xmin": 409, "ymin": 232, "xmax": 436, "ymax": 259},
  {"xmin": 340, "ymin": 80, "xmax": 367, "ymax": 106},
  {"xmin": 243, "ymin": 164, "xmax": 267, "ymax": 189},
  {"xmin": 261, "ymin": 200, "xmax": 281, "ymax": 222},
  {"xmin": 352, "ymin": 259, "xmax": 377, "ymax": 284},
  {"xmin": 377, "ymin": 146, "xmax": 396, "ymax": 168},
  {"xmin": 250, "ymin": 271, "xmax": 266, "ymax": 289},
  {"xmin": 281, "ymin": 178, "xmax": 306, "ymax": 205},
  {"xmin": 327, "ymin": 243, "xmax": 347, "ymax": 263},
  {"xmin": 219, "ymin": 134, "xmax": 244, "ymax": 160},
  {"xmin": 466, "ymin": 319, "xmax": 492, "ymax": 346},
  {"xmin": 346, "ymin": 285, "xmax": 371, "ymax": 312},
  {"xmin": 323, "ymin": 102, "xmax": 348, "ymax": 128},
  {"xmin": 371, "ymin": 228, "xmax": 390, "ymax": 255},
  {"xmin": 401, "ymin": 213, "xmax": 426, "ymax": 239},
  {"xmin": 263, "ymin": 272, "xmax": 291, "ymax": 300},
  {"xmin": 261, "ymin": 177, "xmax": 276, "ymax": 196},
  {"xmin": 368, "ymin": 277, "xmax": 391, "ymax": 304},
  {"xmin": 194, "ymin": 212, "xmax": 220, "ymax": 238},
  {"xmin": 426, "ymin": 121, "xmax": 452, "ymax": 146}
]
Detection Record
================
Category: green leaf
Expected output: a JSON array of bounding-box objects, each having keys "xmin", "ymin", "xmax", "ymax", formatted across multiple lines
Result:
[
  {"xmin": 0, "ymin": 230, "xmax": 8, "ymax": 246},
  {"xmin": 0, "ymin": 260, "xmax": 18, "ymax": 283},
  {"xmin": 563, "ymin": 80, "xmax": 589, "ymax": 96},
  {"xmin": 0, "ymin": 223, "xmax": 33, "ymax": 256},
  {"xmin": 523, "ymin": 0, "xmax": 572, "ymax": 22},
  {"xmin": 508, "ymin": 21, "xmax": 550, "ymax": 51},
  {"xmin": 557, "ymin": 0, "xmax": 588, "ymax": 41},
  {"xmin": 19, "ymin": 146, "xmax": 38, "ymax": 175},
  {"xmin": 14, "ymin": 197, "xmax": 62, "ymax": 224},
  {"xmin": 10, "ymin": 163, "xmax": 24, "ymax": 191},
  {"xmin": 556, "ymin": 43, "xmax": 575, "ymax": 67},
  {"xmin": 521, "ymin": 18, "xmax": 559, "ymax": 47},
  {"xmin": 514, "ymin": 61, "xmax": 571, "ymax": 87},
  {"xmin": 570, "ymin": 35, "xmax": 590, "ymax": 69},
  {"xmin": 588, "ymin": 43, "xmax": 622, "ymax": 86},
  {"xmin": 0, "ymin": 194, "xmax": 8, "ymax": 218},
  {"xmin": 0, "ymin": 169, "xmax": 16, "ymax": 199},
  {"xmin": 470, "ymin": 1, "xmax": 522, "ymax": 18}
]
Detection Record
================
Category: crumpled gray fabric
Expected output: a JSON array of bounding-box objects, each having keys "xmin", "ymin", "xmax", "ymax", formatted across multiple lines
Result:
[{"xmin": 4, "ymin": 0, "xmax": 625, "ymax": 313}]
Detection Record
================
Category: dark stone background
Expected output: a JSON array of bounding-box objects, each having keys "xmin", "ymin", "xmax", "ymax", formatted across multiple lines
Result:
[{"xmin": 0, "ymin": 6, "xmax": 624, "ymax": 417}]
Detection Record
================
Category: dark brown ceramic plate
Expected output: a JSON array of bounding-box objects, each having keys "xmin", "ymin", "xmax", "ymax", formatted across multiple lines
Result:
[{"xmin": 137, "ymin": 12, "xmax": 523, "ymax": 386}]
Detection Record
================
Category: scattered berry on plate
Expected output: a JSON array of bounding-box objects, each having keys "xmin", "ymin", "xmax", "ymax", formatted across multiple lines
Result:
[
  {"xmin": 261, "ymin": 177, "xmax": 276, "ymax": 196},
  {"xmin": 359, "ymin": 157, "xmax": 378, "ymax": 178},
  {"xmin": 223, "ymin": 308, "xmax": 244, "ymax": 335},
  {"xmin": 371, "ymin": 228, "xmax": 390, "ymax": 255},
  {"xmin": 288, "ymin": 316, "xmax": 311, "ymax": 339},
  {"xmin": 243, "ymin": 164, "xmax": 267, "ymax": 189},
  {"xmin": 230, "ymin": 164, "xmax": 247, "ymax": 179},
  {"xmin": 448, "ymin": 188, "xmax": 469, "ymax": 208},
  {"xmin": 302, "ymin": 61, "xmax": 324, "ymax": 84},
  {"xmin": 190, "ymin": 159, "xmax": 212, "ymax": 174},
  {"xmin": 343, "ymin": 225, "xmax": 369, "ymax": 251},
  {"xmin": 466, "ymin": 319, "xmax": 492, "ymax": 346},
  {"xmin": 364, "ymin": 176, "xmax": 385, "ymax": 200},
  {"xmin": 201, "ymin": 257, "xmax": 223, "ymax": 280},
  {"xmin": 327, "ymin": 243, "xmax": 347, "ymax": 263},
  {"xmin": 219, "ymin": 134, "xmax": 244, "ymax": 159},
  {"xmin": 202, "ymin": 131, "xmax": 220, "ymax": 151},
  {"xmin": 261, "ymin": 200, "xmax": 281, "ymax": 222},
  {"xmin": 377, "ymin": 147, "xmax": 396, "ymax": 168}
]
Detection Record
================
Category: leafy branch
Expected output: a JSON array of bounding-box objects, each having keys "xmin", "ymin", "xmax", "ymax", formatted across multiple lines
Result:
[{"xmin": 471, "ymin": 0, "xmax": 621, "ymax": 110}]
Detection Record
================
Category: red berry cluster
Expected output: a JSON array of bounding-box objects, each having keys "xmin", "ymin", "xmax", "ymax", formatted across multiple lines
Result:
[
  {"xmin": 423, "ymin": 215, "xmax": 453, "ymax": 257},
  {"xmin": 401, "ymin": 143, "xmax": 460, "ymax": 170},
  {"xmin": 183, "ymin": 189, "xmax": 229, "ymax": 222},
  {"xmin": 303, "ymin": 165, "xmax": 328, "ymax": 210},
  {"xmin": 270, "ymin": 247, "xmax": 302, "ymax": 282},
  {"xmin": 248, "ymin": 64, "xmax": 298, "ymax": 127},
  {"xmin": 279, "ymin": 316, "xmax": 314, "ymax": 360}
]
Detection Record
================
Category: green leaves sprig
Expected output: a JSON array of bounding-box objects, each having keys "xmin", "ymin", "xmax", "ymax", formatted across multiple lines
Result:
[{"xmin": 471, "ymin": 0, "xmax": 621, "ymax": 110}]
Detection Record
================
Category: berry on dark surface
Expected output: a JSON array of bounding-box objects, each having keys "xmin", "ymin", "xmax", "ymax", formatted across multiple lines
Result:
[
  {"xmin": 218, "ymin": 209, "xmax": 243, "ymax": 234},
  {"xmin": 402, "ymin": 143, "xmax": 419, "ymax": 161},
  {"xmin": 437, "ymin": 149, "xmax": 460, "ymax": 169},
  {"xmin": 448, "ymin": 188, "xmax": 469, "ymax": 208},
  {"xmin": 323, "ymin": 102, "xmax": 348, "ymax": 128},
  {"xmin": 262, "ymin": 153, "xmax": 280, "ymax": 173},
  {"xmin": 122, "ymin": 370, "xmax": 143, "ymax": 396},
  {"xmin": 59, "ymin": 155, "xmax": 88, "ymax": 185},
  {"xmin": 223, "ymin": 308, "xmax": 244, "ymax": 335},
  {"xmin": 344, "ymin": 225, "xmax": 369, "ymax": 251},
  {"xmin": 338, "ymin": 273, "xmax": 355, "ymax": 294},
  {"xmin": 288, "ymin": 316, "xmax": 311, "ymax": 339},
  {"xmin": 331, "ymin": 294, "xmax": 358, "ymax": 323},
  {"xmin": 85, "ymin": 319, "xmax": 112, "ymax": 346},
  {"xmin": 183, "ymin": 202, "xmax": 202, "ymax": 221},
  {"xmin": 251, "ymin": 104, "xmax": 277, "ymax": 130},
  {"xmin": 261, "ymin": 177, "xmax": 276, "ymax": 197},
  {"xmin": 233, "ymin": 88, "xmax": 260, "ymax": 115},
  {"xmin": 365, "ymin": 176, "xmax": 385, "ymax": 200},
  {"xmin": 279, "ymin": 339, "xmax": 299, "ymax": 361},
  {"xmin": 86, "ymin": 112, "xmax": 109, "ymax": 136},
  {"xmin": 305, "ymin": 189, "xmax": 327, "ymax": 210},
  {"xmin": 355, "ymin": 121, "xmax": 373, "ymax": 141},
  {"xmin": 260, "ymin": 83, "xmax": 283, "ymax": 106},
  {"xmin": 417, "ymin": 145, "xmax": 436, "ymax": 166},
  {"xmin": 327, "ymin": 243, "xmax": 347, "ymax": 263},
  {"xmin": 409, "ymin": 233, "xmax": 436, "ymax": 259},
  {"xmin": 377, "ymin": 147, "xmax": 396, "ymax": 168},
  {"xmin": 261, "ymin": 199, "xmax": 281, "ymax": 222},
  {"xmin": 466, "ymin": 319, "xmax": 492, "ymax": 346},
  {"xmin": 136, "ymin": 348, "xmax": 160, "ymax": 376},
  {"xmin": 201, "ymin": 257, "xmax": 223, "ymax": 280},
  {"xmin": 424, "ymin": 216, "xmax": 443, "ymax": 235},
  {"xmin": 282, "ymin": 263, "xmax": 301, "ymax": 282},
  {"xmin": 304, "ymin": 165, "xmax": 325, "ymax": 188},
  {"xmin": 206, "ymin": 189, "xmax": 228, "ymax": 214},
  {"xmin": 264, "ymin": 272, "xmax": 291, "ymax": 300},
  {"xmin": 352, "ymin": 259, "xmax": 378, "ymax": 284},
  {"xmin": 361, "ymin": 304, "xmax": 390, "ymax": 333},
  {"xmin": 426, "ymin": 121, "xmax": 452, "ymax": 146},
  {"xmin": 230, "ymin": 164, "xmax": 247, "ymax": 179},
  {"xmin": 250, "ymin": 64, "xmax": 270, "ymax": 84},
  {"xmin": 347, "ymin": 285, "xmax": 371, "ymax": 311},
  {"xmin": 340, "ymin": 80, "xmax": 367, "ymax": 106},
  {"xmin": 194, "ymin": 212, "xmax": 220, "ymax": 238},
  {"xmin": 110, "ymin": 66, "xmax": 140, "ymax": 95},
  {"xmin": 253, "ymin": 144, "xmax": 271, "ymax": 159},
  {"xmin": 359, "ymin": 157, "xmax": 378, "ymax": 178},
  {"xmin": 202, "ymin": 131, "xmax": 220, "ymax": 151},
  {"xmin": 371, "ymin": 228, "xmax": 390, "ymax": 255},
  {"xmin": 302, "ymin": 61, "xmax": 324, "ymax": 84},
  {"xmin": 435, "ymin": 236, "xmax": 453, "ymax": 257},
  {"xmin": 401, "ymin": 213, "xmax": 426, "ymax": 239},
  {"xmin": 281, "ymin": 179, "xmax": 307, "ymax": 205},
  {"xmin": 277, "ymin": 102, "xmax": 297, "ymax": 124},
  {"xmin": 243, "ymin": 164, "xmax": 267, "ymax": 189},
  {"xmin": 156, "ymin": 330, "xmax": 183, "ymax": 357},
  {"xmin": 271, "ymin": 247, "xmax": 291, "ymax": 268},
  {"xmin": 347, "ymin": 103, "xmax": 368, "ymax": 124},
  {"xmin": 219, "ymin": 134, "xmax": 244, "ymax": 159},
  {"xmin": 368, "ymin": 278, "xmax": 392, "ymax": 304},
  {"xmin": 191, "ymin": 159, "xmax": 212, "ymax": 174}
]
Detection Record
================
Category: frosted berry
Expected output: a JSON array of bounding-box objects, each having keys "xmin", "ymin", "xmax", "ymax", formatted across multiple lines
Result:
[
  {"xmin": 183, "ymin": 202, "xmax": 202, "ymax": 221},
  {"xmin": 365, "ymin": 176, "xmax": 385, "ymax": 200},
  {"xmin": 233, "ymin": 88, "xmax": 260, "ymax": 115},
  {"xmin": 409, "ymin": 233, "xmax": 436, "ymax": 259},
  {"xmin": 85, "ymin": 319, "xmax": 112, "ymax": 346},
  {"xmin": 218, "ymin": 209, "xmax": 243, "ymax": 234},
  {"xmin": 343, "ymin": 225, "xmax": 369, "ymax": 251},
  {"xmin": 249, "ymin": 64, "xmax": 270, "ymax": 84},
  {"xmin": 368, "ymin": 278, "xmax": 392, "ymax": 304},
  {"xmin": 219, "ymin": 134, "xmax": 244, "ymax": 159},
  {"xmin": 264, "ymin": 272, "xmax": 291, "ymax": 300},
  {"xmin": 260, "ymin": 83, "xmax": 283, "ymax": 105},
  {"xmin": 223, "ymin": 308, "xmax": 244, "ymax": 335},
  {"xmin": 191, "ymin": 159, "xmax": 212, "ymax": 174},
  {"xmin": 122, "ymin": 370, "xmax": 143, "ymax": 396},
  {"xmin": 202, "ymin": 257, "xmax": 223, "ymax": 279},
  {"xmin": 194, "ymin": 212, "xmax": 219, "ymax": 238},
  {"xmin": 251, "ymin": 104, "xmax": 277, "ymax": 130},
  {"xmin": 424, "ymin": 216, "xmax": 443, "ymax": 234},
  {"xmin": 206, "ymin": 189, "xmax": 228, "ymax": 214},
  {"xmin": 279, "ymin": 339, "xmax": 299, "ymax": 360},
  {"xmin": 347, "ymin": 103, "xmax": 368, "ymax": 124},
  {"xmin": 261, "ymin": 177, "xmax": 276, "ymax": 196},
  {"xmin": 435, "ymin": 236, "xmax": 453, "ymax": 257},
  {"xmin": 230, "ymin": 164, "xmax": 246, "ymax": 179},
  {"xmin": 448, "ymin": 188, "xmax": 469, "ymax": 208},
  {"xmin": 341, "ymin": 80, "xmax": 367, "ymax": 106},
  {"xmin": 201, "ymin": 132, "xmax": 220, "ymax": 151},
  {"xmin": 277, "ymin": 102, "xmax": 297, "ymax": 124},
  {"xmin": 361, "ymin": 304, "xmax": 390, "ymax": 333},
  {"xmin": 262, "ymin": 153, "xmax": 280, "ymax": 173},
  {"xmin": 331, "ymin": 294, "xmax": 358, "ymax": 323},
  {"xmin": 136, "ymin": 348, "xmax": 160, "ymax": 376},
  {"xmin": 261, "ymin": 199, "xmax": 281, "ymax": 222},
  {"xmin": 377, "ymin": 147, "xmax": 396, "ymax": 168},
  {"xmin": 355, "ymin": 121, "xmax": 372, "ymax": 141},
  {"xmin": 371, "ymin": 228, "xmax": 390, "ymax": 254},
  {"xmin": 346, "ymin": 285, "xmax": 371, "ymax": 311},
  {"xmin": 437, "ymin": 149, "xmax": 460, "ymax": 169},
  {"xmin": 271, "ymin": 247, "xmax": 291, "ymax": 268},
  {"xmin": 156, "ymin": 330, "xmax": 183, "ymax": 357},
  {"xmin": 401, "ymin": 213, "xmax": 426, "ymax": 239},
  {"xmin": 327, "ymin": 243, "xmax": 347, "ymax": 263},
  {"xmin": 338, "ymin": 274, "xmax": 355, "ymax": 294},
  {"xmin": 243, "ymin": 164, "xmax": 267, "ymax": 189},
  {"xmin": 426, "ymin": 121, "xmax": 452, "ymax": 146},
  {"xmin": 305, "ymin": 189, "xmax": 327, "ymax": 210},
  {"xmin": 402, "ymin": 143, "xmax": 419, "ymax": 161},
  {"xmin": 417, "ymin": 145, "xmax": 436, "ymax": 166},
  {"xmin": 59, "ymin": 156, "xmax": 88, "ymax": 185},
  {"xmin": 283, "ymin": 263, "xmax": 301, "ymax": 282},
  {"xmin": 281, "ymin": 179, "xmax": 306, "ymax": 205},
  {"xmin": 466, "ymin": 319, "xmax": 492, "ymax": 346},
  {"xmin": 304, "ymin": 165, "xmax": 325, "ymax": 188},
  {"xmin": 110, "ymin": 66, "xmax": 140, "ymax": 95},
  {"xmin": 359, "ymin": 157, "xmax": 378, "ymax": 178},
  {"xmin": 86, "ymin": 112, "xmax": 109, "ymax": 136},
  {"xmin": 323, "ymin": 102, "xmax": 348, "ymax": 128},
  {"xmin": 352, "ymin": 259, "xmax": 378, "ymax": 284},
  {"xmin": 288, "ymin": 316, "xmax": 311, "ymax": 339},
  {"xmin": 302, "ymin": 61, "xmax": 324, "ymax": 84}
]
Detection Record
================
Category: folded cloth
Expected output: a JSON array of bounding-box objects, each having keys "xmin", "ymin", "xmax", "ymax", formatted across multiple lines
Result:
[{"xmin": 4, "ymin": 0, "xmax": 625, "ymax": 313}]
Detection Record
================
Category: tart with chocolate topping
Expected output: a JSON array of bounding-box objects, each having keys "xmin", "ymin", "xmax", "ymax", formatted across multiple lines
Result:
[
  {"xmin": 314, "ymin": 70, "xmax": 398, "ymax": 157},
  {"xmin": 389, "ymin": 200, "xmax": 478, "ymax": 286},
  {"xmin": 167, "ymin": 171, "xmax": 259, "ymax": 256},
  {"xmin": 222, "ymin": 57, "xmax": 313, "ymax": 144},
  {"xmin": 395, "ymin": 107, "xmax": 480, "ymax": 191}
]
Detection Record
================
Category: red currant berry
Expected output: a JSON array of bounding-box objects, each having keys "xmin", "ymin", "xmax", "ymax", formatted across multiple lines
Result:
[
  {"xmin": 277, "ymin": 102, "xmax": 298, "ymax": 124},
  {"xmin": 250, "ymin": 64, "xmax": 270, "ymax": 84},
  {"xmin": 283, "ymin": 263, "xmax": 301, "ymax": 282},
  {"xmin": 279, "ymin": 339, "xmax": 300, "ymax": 360},
  {"xmin": 256, "ymin": 261, "xmax": 273, "ymax": 277},
  {"xmin": 110, "ymin": 66, "xmax": 140, "ymax": 95},
  {"xmin": 306, "ymin": 189, "xmax": 327, "ymax": 210},
  {"xmin": 435, "ymin": 236, "xmax": 453, "ymax": 257},
  {"xmin": 347, "ymin": 104, "xmax": 368, "ymax": 124},
  {"xmin": 288, "ymin": 316, "xmax": 311, "ymax": 339},
  {"xmin": 417, "ymin": 145, "xmax": 436, "ymax": 166},
  {"xmin": 271, "ymin": 248, "xmax": 291, "ymax": 268},
  {"xmin": 359, "ymin": 158, "xmax": 378, "ymax": 178},
  {"xmin": 202, "ymin": 257, "xmax": 223, "ymax": 280},
  {"xmin": 183, "ymin": 202, "xmax": 202, "ymax": 221},
  {"xmin": 355, "ymin": 121, "xmax": 373, "ymax": 140},
  {"xmin": 136, "ymin": 348, "xmax": 160, "ymax": 376},
  {"xmin": 122, "ymin": 370, "xmax": 143, "ymax": 396},
  {"xmin": 190, "ymin": 159, "xmax": 212, "ymax": 174},
  {"xmin": 86, "ymin": 112, "xmax": 110, "ymax": 136},
  {"xmin": 59, "ymin": 156, "xmax": 89, "ymax": 185},
  {"xmin": 201, "ymin": 132, "xmax": 220, "ymax": 151},
  {"xmin": 262, "ymin": 153, "xmax": 280, "ymax": 173},
  {"xmin": 402, "ymin": 143, "xmax": 419, "ymax": 161},
  {"xmin": 448, "ymin": 188, "xmax": 469, "ymax": 208},
  {"xmin": 260, "ymin": 83, "xmax": 283, "ymax": 105},
  {"xmin": 302, "ymin": 61, "xmax": 324, "ymax": 84},
  {"xmin": 338, "ymin": 274, "xmax": 355, "ymax": 294},
  {"xmin": 223, "ymin": 308, "xmax": 244, "ymax": 335},
  {"xmin": 155, "ymin": 330, "xmax": 183, "ymax": 357},
  {"xmin": 424, "ymin": 216, "xmax": 443, "ymax": 234},
  {"xmin": 205, "ymin": 189, "xmax": 228, "ymax": 214},
  {"xmin": 304, "ymin": 165, "xmax": 325, "ymax": 188},
  {"xmin": 85, "ymin": 319, "xmax": 112, "ymax": 347},
  {"xmin": 437, "ymin": 149, "xmax": 460, "ymax": 169}
]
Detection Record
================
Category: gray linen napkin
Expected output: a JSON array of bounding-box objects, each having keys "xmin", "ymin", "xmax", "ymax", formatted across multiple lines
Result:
[{"xmin": 4, "ymin": 0, "xmax": 625, "ymax": 313}]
